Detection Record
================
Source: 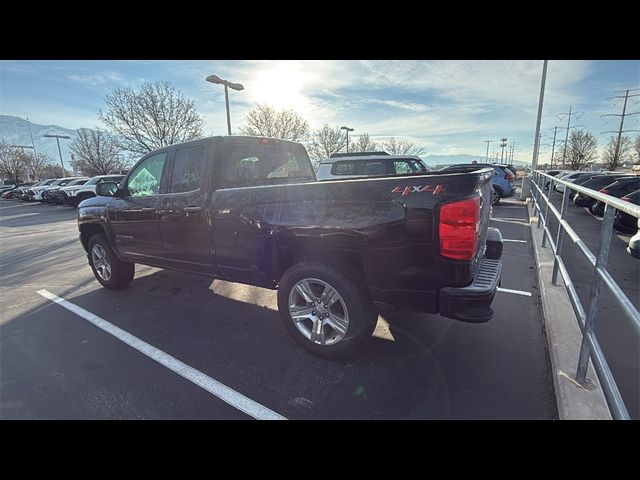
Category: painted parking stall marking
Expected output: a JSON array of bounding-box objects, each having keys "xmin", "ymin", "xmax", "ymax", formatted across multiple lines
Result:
[
  {"xmin": 497, "ymin": 287, "xmax": 532, "ymax": 297},
  {"xmin": 37, "ymin": 289, "xmax": 286, "ymax": 420}
]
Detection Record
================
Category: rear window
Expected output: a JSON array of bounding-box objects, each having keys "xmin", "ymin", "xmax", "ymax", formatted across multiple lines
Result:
[
  {"xmin": 222, "ymin": 142, "xmax": 314, "ymax": 187},
  {"xmin": 331, "ymin": 158, "xmax": 426, "ymax": 176}
]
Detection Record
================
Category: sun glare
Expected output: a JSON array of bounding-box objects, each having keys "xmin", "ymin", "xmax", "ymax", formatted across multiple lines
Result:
[{"xmin": 251, "ymin": 63, "xmax": 309, "ymax": 113}]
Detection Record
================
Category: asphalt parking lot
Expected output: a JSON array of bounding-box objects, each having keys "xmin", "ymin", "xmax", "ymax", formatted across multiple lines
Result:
[
  {"xmin": 541, "ymin": 189, "xmax": 639, "ymax": 419},
  {"xmin": 0, "ymin": 197, "xmax": 557, "ymax": 419}
]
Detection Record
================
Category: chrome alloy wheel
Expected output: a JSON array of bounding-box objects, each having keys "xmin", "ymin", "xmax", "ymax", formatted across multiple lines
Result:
[
  {"xmin": 288, "ymin": 278, "xmax": 349, "ymax": 346},
  {"xmin": 492, "ymin": 188, "xmax": 499, "ymax": 205},
  {"xmin": 91, "ymin": 244, "xmax": 112, "ymax": 281}
]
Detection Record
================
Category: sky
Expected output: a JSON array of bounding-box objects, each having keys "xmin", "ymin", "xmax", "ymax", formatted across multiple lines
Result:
[{"xmin": 1, "ymin": 60, "xmax": 638, "ymax": 163}]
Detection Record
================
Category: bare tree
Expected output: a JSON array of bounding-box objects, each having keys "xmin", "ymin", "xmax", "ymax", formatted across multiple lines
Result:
[
  {"xmin": 350, "ymin": 133, "xmax": 379, "ymax": 153},
  {"xmin": 381, "ymin": 137, "xmax": 425, "ymax": 156},
  {"xmin": 567, "ymin": 130, "xmax": 597, "ymax": 170},
  {"xmin": 0, "ymin": 141, "xmax": 26, "ymax": 182},
  {"xmin": 602, "ymin": 135, "xmax": 632, "ymax": 171},
  {"xmin": 40, "ymin": 164, "xmax": 69, "ymax": 179},
  {"xmin": 23, "ymin": 152, "xmax": 51, "ymax": 180},
  {"xmin": 239, "ymin": 104, "xmax": 309, "ymax": 142},
  {"xmin": 70, "ymin": 128, "xmax": 128, "ymax": 176},
  {"xmin": 634, "ymin": 134, "xmax": 640, "ymax": 165},
  {"xmin": 307, "ymin": 124, "xmax": 346, "ymax": 167},
  {"xmin": 99, "ymin": 81, "xmax": 204, "ymax": 155}
]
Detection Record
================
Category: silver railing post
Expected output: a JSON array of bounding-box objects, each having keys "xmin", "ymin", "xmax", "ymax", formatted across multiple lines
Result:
[
  {"xmin": 536, "ymin": 173, "xmax": 543, "ymax": 229},
  {"xmin": 551, "ymin": 185, "xmax": 570, "ymax": 284},
  {"xmin": 534, "ymin": 172, "xmax": 542, "ymax": 217},
  {"xmin": 575, "ymin": 203, "xmax": 616, "ymax": 384},
  {"xmin": 541, "ymin": 177, "xmax": 554, "ymax": 247}
]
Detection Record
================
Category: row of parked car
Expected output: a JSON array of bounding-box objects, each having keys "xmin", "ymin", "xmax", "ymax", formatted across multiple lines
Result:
[
  {"xmin": 544, "ymin": 169, "xmax": 640, "ymax": 258},
  {"xmin": 314, "ymin": 153, "xmax": 517, "ymax": 206},
  {"xmin": 1, "ymin": 174, "xmax": 125, "ymax": 207}
]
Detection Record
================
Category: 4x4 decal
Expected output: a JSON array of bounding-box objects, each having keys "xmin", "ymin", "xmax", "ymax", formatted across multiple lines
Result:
[{"xmin": 391, "ymin": 185, "xmax": 445, "ymax": 196}]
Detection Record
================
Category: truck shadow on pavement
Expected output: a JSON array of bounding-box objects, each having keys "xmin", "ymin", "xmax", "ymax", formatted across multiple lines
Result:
[{"xmin": 2, "ymin": 267, "xmax": 556, "ymax": 420}]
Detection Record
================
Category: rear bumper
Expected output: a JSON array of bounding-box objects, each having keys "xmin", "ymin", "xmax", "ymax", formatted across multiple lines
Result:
[
  {"xmin": 438, "ymin": 257, "xmax": 502, "ymax": 322},
  {"xmin": 369, "ymin": 228, "xmax": 503, "ymax": 322},
  {"xmin": 438, "ymin": 227, "xmax": 503, "ymax": 323}
]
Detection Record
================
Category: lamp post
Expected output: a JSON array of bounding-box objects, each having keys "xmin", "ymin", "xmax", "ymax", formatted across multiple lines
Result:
[
  {"xmin": 43, "ymin": 134, "xmax": 71, "ymax": 175},
  {"xmin": 341, "ymin": 126, "xmax": 354, "ymax": 153},
  {"xmin": 206, "ymin": 74, "xmax": 245, "ymax": 135},
  {"xmin": 10, "ymin": 144, "xmax": 34, "ymax": 153},
  {"xmin": 484, "ymin": 139, "xmax": 493, "ymax": 162}
]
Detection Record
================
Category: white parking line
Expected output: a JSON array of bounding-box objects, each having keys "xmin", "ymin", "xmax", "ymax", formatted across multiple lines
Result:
[
  {"xmin": 0, "ymin": 212, "xmax": 39, "ymax": 222},
  {"xmin": 502, "ymin": 239, "xmax": 527, "ymax": 243},
  {"xmin": 37, "ymin": 289, "xmax": 286, "ymax": 420},
  {"xmin": 497, "ymin": 287, "xmax": 532, "ymax": 297}
]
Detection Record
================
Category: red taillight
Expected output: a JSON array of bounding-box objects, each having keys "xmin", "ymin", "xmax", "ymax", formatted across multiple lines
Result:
[
  {"xmin": 439, "ymin": 196, "xmax": 480, "ymax": 261},
  {"xmin": 505, "ymin": 170, "xmax": 515, "ymax": 181}
]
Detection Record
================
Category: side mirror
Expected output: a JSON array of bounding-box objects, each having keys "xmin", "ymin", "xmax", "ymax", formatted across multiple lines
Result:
[{"xmin": 96, "ymin": 181, "xmax": 122, "ymax": 197}]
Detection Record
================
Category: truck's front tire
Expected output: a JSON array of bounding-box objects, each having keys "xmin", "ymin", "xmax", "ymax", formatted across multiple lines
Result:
[
  {"xmin": 277, "ymin": 261, "xmax": 377, "ymax": 359},
  {"xmin": 88, "ymin": 233, "xmax": 135, "ymax": 289}
]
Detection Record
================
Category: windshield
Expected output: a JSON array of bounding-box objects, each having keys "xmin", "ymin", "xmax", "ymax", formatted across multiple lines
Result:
[
  {"xmin": 223, "ymin": 142, "xmax": 314, "ymax": 187},
  {"xmin": 85, "ymin": 177, "xmax": 101, "ymax": 185}
]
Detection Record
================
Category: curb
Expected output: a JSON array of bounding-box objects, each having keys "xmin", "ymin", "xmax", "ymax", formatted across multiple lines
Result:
[{"xmin": 528, "ymin": 204, "xmax": 612, "ymax": 420}]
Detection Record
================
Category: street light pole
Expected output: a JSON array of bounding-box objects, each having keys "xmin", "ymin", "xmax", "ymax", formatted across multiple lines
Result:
[
  {"xmin": 224, "ymin": 85, "xmax": 231, "ymax": 135},
  {"xmin": 206, "ymin": 74, "xmax": 244, "ymax": 136},
  {"xmin": 26, "ymin": 117, "xmax": 38, "ymax": 157},
  {"xmin": 341, "ymin": 126, "xmax": 354, "ymax": 153},
  {"xmin": 484, "ymin": 140, "xmax": 493, "ymax": 162},
  {"xmin": 43, "ymin": 134, "xmax": 71, "ymax": 175}
]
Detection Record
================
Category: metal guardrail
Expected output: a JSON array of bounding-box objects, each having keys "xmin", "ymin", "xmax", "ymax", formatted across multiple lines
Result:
[{"xmin": 529, "ymin": 170, "xmax": 640, "ymax": 420}]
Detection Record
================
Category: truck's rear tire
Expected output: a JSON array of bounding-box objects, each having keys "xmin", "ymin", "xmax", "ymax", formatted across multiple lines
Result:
[
  {"xmin": 88, "ymin": 233, "xmax": 135, "ymax": 289},
  {"xmin": 277, "ymin": 261, "xmax": 377, "ymax": 359}
]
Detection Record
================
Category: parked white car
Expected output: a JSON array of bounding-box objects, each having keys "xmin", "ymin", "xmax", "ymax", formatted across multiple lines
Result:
[
  {"xmin": 31, "ymin": 177, "xmax": 85, "ymax": 201},
  {"xmin": 66, "ymin": 174, "xmax": 125, "ymax": 207},
  {"xmin": 316, "ymin": 152, "xmax": 429, "ymax": 180}
]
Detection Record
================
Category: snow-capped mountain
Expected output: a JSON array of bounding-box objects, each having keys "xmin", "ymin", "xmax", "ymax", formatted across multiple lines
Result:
[{"xmin": 0, "ymin": 115, "xmax": 78, "ymax": 164}]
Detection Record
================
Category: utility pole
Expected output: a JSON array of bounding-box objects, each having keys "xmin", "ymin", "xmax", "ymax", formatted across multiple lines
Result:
[
  {"xmin": 557, "ymin": 106, "xmax": 584, "ymax": 167},
  {"xmin": 484, "ymin": 139, "xmax": 493, "ymax": 162},
  {"xmin": 600, "ymin": 88, "xmax": 640, "ymax": 170},
  {"xmin": 500, "ymin": 137, "xmax": 508, "ymax": 162},
  {"xmin": 508, "ymin": 139, "xmax": 516, "ymax": 163},
  {"xmin": 549, "ymin": 126, "xmax": 558, "ymax": 168}
]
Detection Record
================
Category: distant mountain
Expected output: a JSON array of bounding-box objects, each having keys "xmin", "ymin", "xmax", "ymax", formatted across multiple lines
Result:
[
  {"xmin": 1, "ymin": 115, "xmax": 531, "ymax": 170},
  {"xmin": 423, "ymin": 153, "xmax": 529, "ymax": 168},
  {"xmin": 0, "ymin": 115, "xmax": 78, "ymax": 165}
]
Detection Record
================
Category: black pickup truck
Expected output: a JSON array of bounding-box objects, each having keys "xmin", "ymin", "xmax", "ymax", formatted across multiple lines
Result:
[{"xmin": 78, "ymin": 136, "xmax": 503, "ymax": 358}]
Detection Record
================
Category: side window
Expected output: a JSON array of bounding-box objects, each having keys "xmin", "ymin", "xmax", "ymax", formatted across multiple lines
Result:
[
  {"xmin": 394, "ymin": 161, "xmax": 417, "ymax": 174},
  {"xmin": 365, "ymin": 161, "xmax": 389, "ymax": 175},
  {"xmin": 127, "ymin": 152, "xmax": 167, "ymax": 197},
  {"xmin": 333, "ymin": 162, "xmax": 357, "ymax": 175},
  {"xmin": 170, "ymin": 145, "xmax": 204, "ymax": 193}
]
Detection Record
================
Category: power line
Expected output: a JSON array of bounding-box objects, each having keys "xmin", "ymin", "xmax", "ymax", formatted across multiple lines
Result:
[
  {"xmin": 556, "ymin": 106, "xmax": 585, "ymax": 167},
  {"xmin": 600, "ymin": 88, "xmax": 640, "ymax": 168}
]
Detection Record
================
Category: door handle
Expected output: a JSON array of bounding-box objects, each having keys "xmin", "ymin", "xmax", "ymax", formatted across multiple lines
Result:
[
  {"xmin": 183, "ymin": 206, "xmax": 202, "ymax": 214},
  {"xmin": 141, "ymin": 207, "xmax": 156, "ymax": 214}
]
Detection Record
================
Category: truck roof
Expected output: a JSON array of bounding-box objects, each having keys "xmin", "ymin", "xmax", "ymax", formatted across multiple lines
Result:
[{"xmin": 319, "ymin": 154, "xmax": 424, "ymax": 165}]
